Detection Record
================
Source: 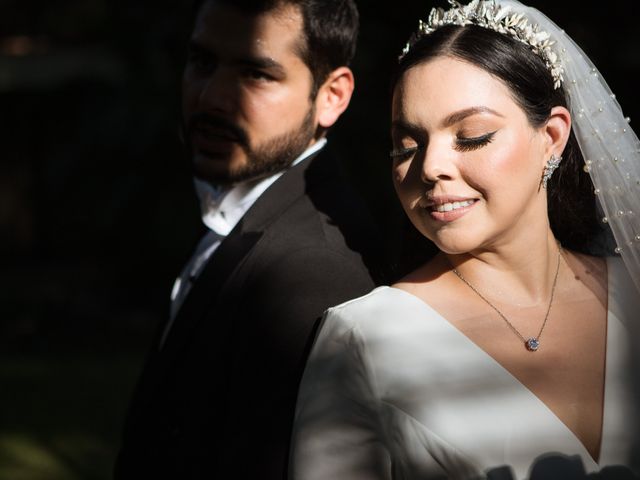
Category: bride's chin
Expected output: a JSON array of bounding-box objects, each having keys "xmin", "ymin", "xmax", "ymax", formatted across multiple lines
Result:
[
  {"xmin": 413, "ymin": 223, "xmax": 480, "ymax": 255},
  {"xmin": 437, "ymin": 246, "xmax": 472, "ymax": 256},
  {"xmin": 428, "ymin": 237, "xmax": 476, "ymax": 256}
]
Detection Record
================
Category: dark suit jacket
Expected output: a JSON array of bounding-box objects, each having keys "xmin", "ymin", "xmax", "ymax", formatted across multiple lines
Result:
[{"xmin": 114, "ymin": 147, "xmax": 384, "ymax": 479}]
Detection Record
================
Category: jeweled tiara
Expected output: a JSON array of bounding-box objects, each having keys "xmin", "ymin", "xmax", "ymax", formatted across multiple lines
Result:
[{"xmin": 400, "ymin": 0, "xmax": 564, "ymax": 89}]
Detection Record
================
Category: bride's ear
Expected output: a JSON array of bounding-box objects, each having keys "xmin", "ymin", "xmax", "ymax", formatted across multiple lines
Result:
[{"xmin": 542, "ymin": 106, "xmax": 572, "ymax": 162}]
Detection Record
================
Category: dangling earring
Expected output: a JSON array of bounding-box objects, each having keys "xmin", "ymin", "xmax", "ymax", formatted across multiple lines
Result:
[{"xmin": 542, "ymin": 154, "xmax": 562, "ymax": 189}]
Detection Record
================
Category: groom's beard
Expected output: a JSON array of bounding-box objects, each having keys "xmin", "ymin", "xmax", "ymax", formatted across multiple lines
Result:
[
  {"xmin": 185, "ymin": 103, "xmax": 317, "ymax": 185},
  {"xmin": 229, "ymin": 105, "xmax": 317, "ymax": 183}
]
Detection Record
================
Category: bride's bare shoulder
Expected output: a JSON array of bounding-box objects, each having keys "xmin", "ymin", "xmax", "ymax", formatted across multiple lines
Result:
[
  {"xmin": 562, "ymin": 249, "xmax": 608, "ymax": 303},
  {"xmin": 393, "ymin": 253, "xmax": 454, "ymax": 297},
  {"xmin": 563, "ymin": 250, "xmax": 606, "ymax": 279}
]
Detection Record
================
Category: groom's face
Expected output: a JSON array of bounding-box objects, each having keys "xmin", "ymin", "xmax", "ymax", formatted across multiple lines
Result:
[{"xmin": 182, "ymin": 1, "xmax": 320, "ymax": 185}]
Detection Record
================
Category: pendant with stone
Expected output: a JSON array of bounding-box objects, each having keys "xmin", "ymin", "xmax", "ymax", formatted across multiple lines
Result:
[{"xmin": 525, "ymin": 338, "xmax": 540, "ymax": 351}]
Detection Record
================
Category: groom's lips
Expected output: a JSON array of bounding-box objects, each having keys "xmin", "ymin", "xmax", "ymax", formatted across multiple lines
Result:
[{"xmin": 191, "ymin": 124, "xmax": 245, "ymax": 155}]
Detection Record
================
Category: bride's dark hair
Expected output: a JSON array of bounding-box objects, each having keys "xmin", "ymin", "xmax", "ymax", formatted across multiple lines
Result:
[{"xmin": 391, "ymin": 24, "xmax": 604, "ymax": 253}]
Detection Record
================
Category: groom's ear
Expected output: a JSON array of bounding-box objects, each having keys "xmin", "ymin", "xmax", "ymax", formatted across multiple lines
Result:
[{"xmin": 314, "ymin": 67, "xmax": 355, "ymax": 129}]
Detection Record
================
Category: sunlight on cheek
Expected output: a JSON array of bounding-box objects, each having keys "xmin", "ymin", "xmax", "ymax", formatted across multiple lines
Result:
[
  {"xmin": 393, "ymin": 164, "xmax": 425, "ymax": 212},
  {"xmin": 484, "ymin": 138, "xmax": 537, "ymax": 183},
  {"xmin": 410, "ymin": 197, "xmax": 423, "ymax": 210},
  {"xmin": 248, "ymin": 85, "xmax": 312, "ymax": 124},
  {"xmin": 393, "ymin": 162, "xmax": 410, "ymax": 184},
  {"xmin": 496, "ymin": 127, "xmax": 542, "ymax": 174}
]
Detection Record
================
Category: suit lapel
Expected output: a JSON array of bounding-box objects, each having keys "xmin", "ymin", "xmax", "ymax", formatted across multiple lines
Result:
[
  {"xmin": 158, "ymin": 230, "xmax": 263, "ymax": 361},
  {"xmin": 130, "ymin": 229, "xmax": 262, "ymax": 406},
  {"xmin": 239, "ymin": 146, "xmax": 331, "ymax": 232},
  {"xmin": 154, "ymin": 148, "xmax": 330, "ymax": 365}
]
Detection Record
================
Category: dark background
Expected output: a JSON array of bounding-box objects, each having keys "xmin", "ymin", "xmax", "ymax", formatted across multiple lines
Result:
[{"xmin": 1, "ymin": 1, "xmax": 638, "ymax": 478}]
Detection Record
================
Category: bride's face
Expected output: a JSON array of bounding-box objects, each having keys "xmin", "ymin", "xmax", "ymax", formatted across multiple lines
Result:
[{"xmin": 391, "ymin": 56, "xmax": 549, "ymax": 254}]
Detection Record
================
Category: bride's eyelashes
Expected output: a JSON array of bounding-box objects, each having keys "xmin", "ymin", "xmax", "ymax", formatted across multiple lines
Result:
[
  {"xmin": 390, "ymin": 130, "xmax": 497, "ymax": 161},
  {"xmin": 389, "ymin": 144, "xmax": 422, "ymax": 161},
  {"xmin": 454, "ymin": 130, "xmax": 497, "ymax": 152}
]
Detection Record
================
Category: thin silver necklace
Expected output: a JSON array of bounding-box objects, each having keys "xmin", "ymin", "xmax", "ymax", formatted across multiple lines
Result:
[{"xmin": 452, "ymin": 248, "xmax": 562, "ymax": 352}]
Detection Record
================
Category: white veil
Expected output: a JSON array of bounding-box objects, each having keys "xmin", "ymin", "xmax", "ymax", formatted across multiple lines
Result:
[{"xmin": 498, "ymin": 0, "xmax": 640, "ymax": 293}]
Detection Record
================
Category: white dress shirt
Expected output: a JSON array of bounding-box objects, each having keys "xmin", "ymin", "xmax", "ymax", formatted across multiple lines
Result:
[{"xmin": 159, "ymin": 138, "xmax": 327, "ymax": 347}]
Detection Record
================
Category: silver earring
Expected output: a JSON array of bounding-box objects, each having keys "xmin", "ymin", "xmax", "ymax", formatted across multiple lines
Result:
[{"xmin": 542, "ymin": 154, "xmax": 562, "ymax": 189}]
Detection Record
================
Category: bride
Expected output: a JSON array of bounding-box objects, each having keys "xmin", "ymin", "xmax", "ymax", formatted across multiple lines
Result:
[{"xmin": 289, "ymin": 1, "xmax": 640, "ymax": 478}]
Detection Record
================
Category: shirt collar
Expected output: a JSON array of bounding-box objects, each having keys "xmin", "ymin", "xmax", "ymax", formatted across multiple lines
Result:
[{"xmin": 194, "ymin": 138, "xmax": 327, "ymax": 236}]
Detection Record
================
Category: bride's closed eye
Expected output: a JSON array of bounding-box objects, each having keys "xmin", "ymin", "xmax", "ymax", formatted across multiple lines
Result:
[
  {"xmin": 389, "ymin": 144, "xmax": 422, "ymax": 161},
  {"xmin": 454, "ymin": 131, "xmax": 497, "ymax": 152}
]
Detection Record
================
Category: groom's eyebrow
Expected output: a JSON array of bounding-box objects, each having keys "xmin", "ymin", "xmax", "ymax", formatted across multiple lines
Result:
[
  {"xmin": 442, "ymin": 106, "xmax": 504, "ymax": 127},
  {"xmin": 187, "ymin": 40, "xmax": 285, "ymax": 75}
]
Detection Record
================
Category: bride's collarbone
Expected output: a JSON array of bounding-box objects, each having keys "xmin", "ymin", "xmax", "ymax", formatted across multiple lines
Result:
[
  {"xmin": 397, "ymin": 254, "xmax": 608, "ymax": 462},
  {"xmin": 427, "ymin": 289, "xmax": 607, "ymax": 463}
]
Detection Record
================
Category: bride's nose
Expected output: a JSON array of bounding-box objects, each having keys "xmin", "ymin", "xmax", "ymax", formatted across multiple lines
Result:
[{"xmin": 421, "ymin": 139, "xmax": 456, "ymax": 184}]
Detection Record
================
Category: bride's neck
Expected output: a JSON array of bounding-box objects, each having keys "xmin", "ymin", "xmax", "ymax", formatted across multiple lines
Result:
[{"xmin": 446, "ymin": 231, "xmax": 562, "ymax": 304}]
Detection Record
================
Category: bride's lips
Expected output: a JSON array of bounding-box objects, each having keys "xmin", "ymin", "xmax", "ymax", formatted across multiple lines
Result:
[{"xmin": 420, "ymin": 195, "xmax": 479, "ymax": 222}]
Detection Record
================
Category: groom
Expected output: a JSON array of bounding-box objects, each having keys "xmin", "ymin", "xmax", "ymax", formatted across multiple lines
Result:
[{"xmin": 114, "ymin": 0, "xmax": 382, "ymax": 478}]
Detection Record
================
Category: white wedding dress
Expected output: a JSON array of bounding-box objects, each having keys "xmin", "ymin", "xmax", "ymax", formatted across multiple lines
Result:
[{"xmin": 290, "ymin": 257, "xmax": 640, "ymax": 480}]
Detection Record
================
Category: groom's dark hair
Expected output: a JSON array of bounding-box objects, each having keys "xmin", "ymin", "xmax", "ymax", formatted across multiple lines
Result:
[{"xmin": 189, "ymin": 0, "xmax": 359, "ymax": 96}]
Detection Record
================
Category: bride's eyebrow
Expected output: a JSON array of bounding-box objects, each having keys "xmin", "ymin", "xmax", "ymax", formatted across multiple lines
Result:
[
  {"xmin": 391, "ymin": 120, "xmax": 424, "ymax": 137},
  {"xmin": 442, "ymin": 106, "xmax": 504, "ymax": 127}
]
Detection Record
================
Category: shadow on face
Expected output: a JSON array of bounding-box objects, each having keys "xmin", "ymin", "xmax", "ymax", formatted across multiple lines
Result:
[{"xmin": 181, "ymin": 1, "xmax": 318, "ymax": 185}]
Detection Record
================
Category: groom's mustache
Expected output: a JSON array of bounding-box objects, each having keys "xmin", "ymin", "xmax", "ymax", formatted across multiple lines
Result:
[{"xmin": 187, "ymin": 112, "xmax": 249, "ymax": 147}]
